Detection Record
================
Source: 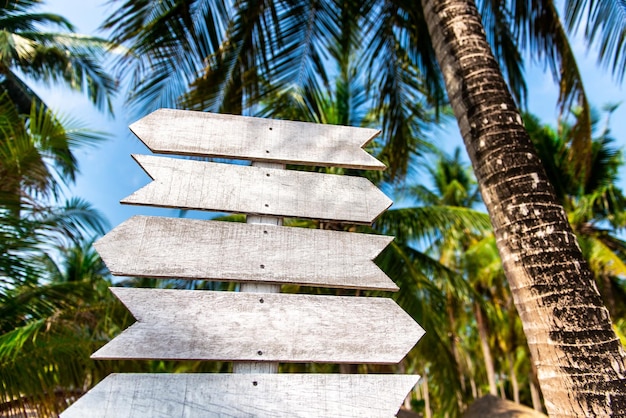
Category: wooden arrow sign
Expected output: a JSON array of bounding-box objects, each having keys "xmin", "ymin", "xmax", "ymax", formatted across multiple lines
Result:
[
  {"xmin": 61, "ymin": 373, "xmax": 419, "ymax": 417},
  {"xmin": 130, "ymin": 109, "xmax": 385, "ymax": 170},
  {"xmin": 95, "ymin": 216, "xmax": 397, "ymax": 291},
  {"xmin": 92, "ymin": 288, "xmax": 424, "ymax": 363},
  {"xmin": 122, "ymin": 155, "xmax": 392, "ymax": 224}
]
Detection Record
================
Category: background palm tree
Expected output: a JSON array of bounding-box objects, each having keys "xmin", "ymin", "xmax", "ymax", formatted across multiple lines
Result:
[
  {"xmin": 419, "ymin": 0, "xmax": 626, "ymax": 414},
  {"xmin": 0, "ymin": 93, "xmax": 119, "ymax": 414},
  {"xmin": 0, "ymin": 0, "xmax": 116, "ymax": 114},
  {"xmin": 375, "ymin": 150, "xmax": 493, "ymax": 416},
  {"xmin": 0, "ymin": 5, "xmax": 119, "ymax": 412}
]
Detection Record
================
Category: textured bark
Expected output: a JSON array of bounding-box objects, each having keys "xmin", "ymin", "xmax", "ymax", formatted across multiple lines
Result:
[{"xmin": 419, "ymin": 0, "xmax": 626, "ymax": 415}]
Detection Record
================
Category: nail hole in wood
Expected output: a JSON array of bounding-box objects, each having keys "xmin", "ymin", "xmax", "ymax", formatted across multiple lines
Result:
[
  {"xmin": 252, "ymin": 381, "xmax": 258, "ymax": 386},
  {"xmin": 266, "ymin": 173, "xmax": 270, "ymax": 177},
  {"xmin": 269, "ymin": 127, "xmax": 273, "ymax": 130},
  {"xmin": 265, "ymin": 150, "xmax": 270, "ymax": 153},
  {"xmin": 259, "ymin": 298, "xmax": 264, "ymax": 303},
  {"xmin": 264, "ymin": 204, "xmax": 269, "ymax": 207},
  {"xmin": 260, "ymin": 264, "xmax": 265, "ymax": 269},
  {"xmin": 257, "ymin": 350, "xmax": 263, "ymax": 356}
]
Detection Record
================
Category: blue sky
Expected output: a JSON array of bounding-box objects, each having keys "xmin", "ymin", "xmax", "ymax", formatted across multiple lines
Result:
[{"xmin": 36, "ymin": 0, "xmax": 626, "ymax": 228}]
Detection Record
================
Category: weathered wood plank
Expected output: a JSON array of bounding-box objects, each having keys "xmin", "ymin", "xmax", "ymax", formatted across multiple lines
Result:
[
  {"xmin": 234, "ymin": 160, "xmax": 284, "ymax": 374},
  {"xmin": 92, "ymin": 288, "xmax": 424, "ymax": 363},
  {"xmin": 129, "ymin": 109, "xmax": 385, "ymax": 170},
  {"xmin": 61, "ymin": 373, "xmax": 419, "ymax": 417},
  {"xmin": 122, "ymin": 155, "xmax": 392, "ymax": 224},
  {"xmin": 94, "ymin": 216, "xmax": 396, "ymax": 291}
]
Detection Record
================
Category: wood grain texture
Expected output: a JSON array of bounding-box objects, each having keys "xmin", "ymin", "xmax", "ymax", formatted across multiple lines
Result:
[
  {"xmin": 235, "ymin": 160, "xmax": 284, "ymax": 374},
  {"xmin": 129, "ymin": 109, "xmax": 385, "ymax": 170},
  {"xmin": 91, "ymin": 288, "xmax": 424, "ymax": 363},
  {"xmin": 61, "ymin": 373, "xmax": 419, "ymax": 417},
  {"xmin": 122, "ymin": 155, "xmax": 392, "ymax": 224},
  {"xmin": 94, "ymin": 216, "xmax": 396, "ymax": 291}
]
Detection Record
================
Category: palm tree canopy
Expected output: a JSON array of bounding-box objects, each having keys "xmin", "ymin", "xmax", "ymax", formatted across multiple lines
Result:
[
  {"xmin": 101, "ymin": 0, "xmax": 626, "ymax": 180},
  {"xmin": 0, "ymin": 0, "xmax": 117, "ymax": 113}
]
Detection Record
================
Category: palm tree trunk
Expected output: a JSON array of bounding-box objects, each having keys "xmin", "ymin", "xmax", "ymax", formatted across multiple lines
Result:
[
  {"xmin": 419, "ymin": 0, "xmax": 626, "ymax": 415},
  {"xmin": 507, "ymin": 352, "xmax": 520, "ymax": 404},
  {"xmin": 466, "ymin": 356, "xmax": 478, "ymax": 399},
  {"xmin": 474, "ymin": 303, "xmax": 497, "ymax": 395},
  {"xmin": 422, "ymin": 372, "xmax": 432, "ymax": 418},
  {"xmin": 446, "ymin": 295, "xmax": 466, "ymax": 407},
  {"xmin": 529, "ymin": 372, "xmax": 543, "ymax": 412}
]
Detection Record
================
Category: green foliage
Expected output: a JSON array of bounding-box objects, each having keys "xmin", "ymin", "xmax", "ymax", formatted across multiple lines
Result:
[
  {"xmin": 101, "ymin": 0, "xmax": 626, "ymax": 182},
  {"xmin": 565, "ymin": 1, "xmax": 626, "ymax": 80},
  {"xmin": 0, "ymin": 12, "xmax": 120, "ymax": 409},
  {"xmin": 0, "ymin": 99, "xmax": 119, "ymax": 414},
  {"xmin": 0, "ymin": 0, "xmax": 116, "ymax": 113}
]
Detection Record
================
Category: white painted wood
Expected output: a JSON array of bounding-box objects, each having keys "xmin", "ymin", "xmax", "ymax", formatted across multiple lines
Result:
[
  {"xmin": 121, "ymin": 155, "xmax": 392, "ymax": 224},
  {"xmin": 129, "ymin": 109, "xmax": 385, "ymax": 170},
  {"xmin": 61, "ymin": 373, "xmax": 419, "ymax": 417},
  {"xmin": 92, "ymin": 288, "xmax": 424, "ymax": 363},
  {"xmin": 94, "ymin": 216, "xmax": 396, "ymax": 291}
]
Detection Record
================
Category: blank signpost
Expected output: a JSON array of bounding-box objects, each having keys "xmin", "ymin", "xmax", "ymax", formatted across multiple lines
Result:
[{"xmin": 61, "ymin": 110, "xmax": 425, "ymax": 417}]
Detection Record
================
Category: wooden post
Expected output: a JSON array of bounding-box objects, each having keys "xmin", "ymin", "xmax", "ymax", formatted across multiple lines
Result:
[{"xmin": 234, "ymin": 161, "xmax": 284, "ymax": 374}]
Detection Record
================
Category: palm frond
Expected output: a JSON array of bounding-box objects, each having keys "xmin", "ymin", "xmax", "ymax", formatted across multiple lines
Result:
[
  {"xmin": 376, "ymin": 205, "xmax": 492, "ymax": 245},
  {"xmin": 364, "ymin": 2, "xmax": 436, "ymax": 178},
  {"xmin": 580, "ymin": 234, "xmax": 626, "ymax": 279},
  {"xmin": 185, "ymin": 0, "xmax": 339, "ymax": 114},
  {"xmin": 0, "ymin": 8, "xmax": 73, "ymax": 32},
  {"xmin": 102, "ymin": 0, "xmax": 229, "ymax": 112},
  {"xmin": 382, "ymin": 0, "xmax": 445, "ymax": 109},
  {"xmin": 565, "ymin": 0, "xmax": 626, "ymax": 81},
  {"xmin": 0, "ymin": 3, "xmax": 117, "ymax": 113},
  {"xmin": 480, "ymin": 0, "xmax": 527, "ymax": 106},
  {"xmin": 510, "ymin": 0, "xmax": 593, "ymax": 175},
  {"xmin": 13, "ymin": 34, "xmax": 116, "ymax": 113},
  {"xmin": 37, "ymin": 198, "xmax": 110, "ymax": 244}
]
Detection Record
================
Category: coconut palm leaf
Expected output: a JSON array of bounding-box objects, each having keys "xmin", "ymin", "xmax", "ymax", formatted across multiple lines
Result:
[
  {"xmin": 185, "ymin": 0, "xmax": 339, "ymax": 114},
  {"xmin": 0, "ymin": 0, "xmax": 116, "ymax": 113},
  {"xmin": 508, "ymin": 0, "xmax": 593, "ymax": 175},
  {"xmin": 0, "ymin": 194, "xmax": 109, "ymax": 290},
  {"xmin": 377, "ymin": 205, "xmax": 491, "ymax": 246},
  {"xmin": 565, "ymin": 1, "xmax": 626, "ymax": 81},
  {"xmin": 0, "ymin": 92, "xmax": 107, "ymax": 213},
  {"xmin": 103, "ymin": 0, "xmax": 228, "ymax": 112},
  {"xmin": 479, "ymin": 0, "xmax": 527, "ymax": 106}
]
